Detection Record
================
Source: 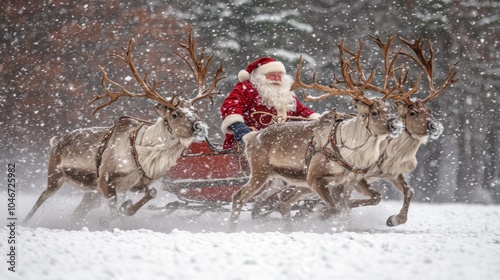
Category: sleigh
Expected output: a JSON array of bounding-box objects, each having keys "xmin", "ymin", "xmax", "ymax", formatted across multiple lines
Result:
[
  {"xmin": 149, "ymin": 138, "xmax": 320, "ymax": 216},
  {"xmin": 146, "ymin": 138, "xmax": 248, "ymax": 213},
  {"xmin": 157, "ymin": 139, "xmax": 249, "ymax": 211}
]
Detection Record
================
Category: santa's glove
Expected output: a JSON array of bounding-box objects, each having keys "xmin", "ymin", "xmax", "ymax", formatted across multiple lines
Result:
[{"xmin": 230, "ymin": 122, "xmax": 252, "ymax": 141}]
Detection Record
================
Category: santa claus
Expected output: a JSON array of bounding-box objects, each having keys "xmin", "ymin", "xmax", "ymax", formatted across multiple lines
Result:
[{"xmin": 220, "ymin": 57, "xmax": 321, "ymax": 149}]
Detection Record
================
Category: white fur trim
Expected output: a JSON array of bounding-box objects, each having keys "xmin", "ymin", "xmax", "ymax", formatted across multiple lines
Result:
[
  {"xmin": 254, "ymin": 61, "xmax": 286, "ymax": 76},
  {"xmin": 308, "ymin": 113, "xmax": 321, "ymax": 120},
  {"xmin": 238, "ymin": 70, "xmax": 250, "ymax": 82},
  {"xmin": 221, "ymin": 114, "xmax": 245, "ymax": 134}
]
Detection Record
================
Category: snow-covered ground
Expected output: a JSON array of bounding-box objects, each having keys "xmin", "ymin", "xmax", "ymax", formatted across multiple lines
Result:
[{"xmin": 1, "ymin": 186, "xmax": 499, "ymax": 280}]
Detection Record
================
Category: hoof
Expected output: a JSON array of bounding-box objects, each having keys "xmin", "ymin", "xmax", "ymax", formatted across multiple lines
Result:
[
  {"xmin": 148, "ymin": 188, "xmax": 157, "ymax": 198},
  {"xmin": 251, "ymin": 201, "xmax": 272, "ymax": 220},
  {"xmin": 320, "ymin": 208, "xmax": 339, "ymax": 221},
  {"xmin": 386, "ymin": 215, "xmax": 399, "ymax": 227},
  {"xmin": 120, "ymin": 199, "xmax": 134, "ymax": 215}
]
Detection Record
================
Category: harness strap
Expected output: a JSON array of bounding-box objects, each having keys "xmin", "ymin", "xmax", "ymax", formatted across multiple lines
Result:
[
  {"xmin": 95, "ymin": 118, "xmax": 155, "ymax": 180},
  {"xmin": 129, "ymin": 123, "xmax": 152, "ymax": 180},
  {"xmin": 304, "ymin": 112, "xmax": 345, "ymax": 174},
  {"xmin": 328, "ymin": 126, "xmax": 369, "ymax": 174},
  {"xmin": 304, "ymin": 136, "xmax": 316, "ymax": 175},
  {"xmin": 304, "ymin": 114, "xmax": 368, "ymax": 175},
  {"xmin": 96, "ymin": 123, "xmax": 119, "ymax": 178}
]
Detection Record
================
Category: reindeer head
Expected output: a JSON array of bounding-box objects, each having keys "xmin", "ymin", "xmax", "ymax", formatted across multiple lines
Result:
[
  {"xmin": 392, "ymin": 100, "xmax": 442, "ymax": 141},
  {"xmin": 153, "ymin": 102, "xmax": 208, "ymax": 142},
  {"xmin": 388, "ymin": 36, "xmax": 458, "ymax": 142},
  {"xmin": 353, "ymin": 98, "xmax": 402, "ymax": 138},
  {"xmin": 90, "ymin": 28, "xmax": 225, "ymax": 143}
]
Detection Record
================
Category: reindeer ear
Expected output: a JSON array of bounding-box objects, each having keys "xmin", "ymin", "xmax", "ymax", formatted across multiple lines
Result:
[
  {"xmin": 325, "ymin": 108, "xmax": 337, "ymax": 117},
  {"xmin": 319, "ymin": 109, "xmax": 336, "ymax": 123},
  {"xmin": 154, "ymin": 103, "xmax": 169, "ymax": 117},
  {"xmin": 352, "ymin": 99, "xmax": 369, "ymax": 115},
  {"xmin": 391, "ymin": 101, "xmax": 409, "ymax": 116}
]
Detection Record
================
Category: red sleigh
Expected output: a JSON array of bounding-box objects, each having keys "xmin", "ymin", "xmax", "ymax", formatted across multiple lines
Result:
[{"xmin": 150, "ymin": 139, "xmax": 252, "ymax": 213}]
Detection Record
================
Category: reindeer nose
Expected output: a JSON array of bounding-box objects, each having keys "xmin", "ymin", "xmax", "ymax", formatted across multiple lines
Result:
[
  {"xmin": 428, "ymin": 121, "xmax": 438, "ymax": 132},
  {"xmin": 193, "ymin": 122, "xmax": 202, "ymax": 132},
  {"xmin": 193, "ymin": 121, "xmax": 208, "ymax": 134},
  {"xmin": 192, "ymin": 121, "xmax": 208, "ymax": 141},
  {"xmin": 388, "ymin": 119, "xmax": 403, "ymax": 138},
  {"xmin": 427, "ymin": 120, "xmax": 444, "ymax": 140}
]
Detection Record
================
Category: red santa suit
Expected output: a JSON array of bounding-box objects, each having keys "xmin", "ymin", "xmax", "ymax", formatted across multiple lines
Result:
[{"xmin": 220, "ymin": 57, "xmax": 320, "ymax": 149}]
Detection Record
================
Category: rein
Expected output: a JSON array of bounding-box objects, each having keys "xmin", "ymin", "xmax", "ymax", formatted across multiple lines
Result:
[{"xmin": 251, "ymin": 111, "xmax": 311, "ymax": 125}]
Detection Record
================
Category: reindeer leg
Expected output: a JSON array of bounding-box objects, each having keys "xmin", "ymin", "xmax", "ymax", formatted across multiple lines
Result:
[
  {"xmin": 73, "ymin": 192, "xmax": 102, "ymax": 220},
  {"xmin": 230, "ymin": 172, "xmax": 269, "ymax": 232},
  {"xmin": 326, "ymin": 184, "xmax": 351, "ymax": 214},
  {"xmin": 23, "ymin": 162, "xmax": 64, "ymax": 223},
  {"xmin": 98, "ymin": 174, "xmax": 120, "ymax": 225},
  {"xmin": 309, "ymin": 178, "xmax": 341, "ymax": 221},
  {"xmin": 120, "ymin": 185, "xmax": 157, "ymax": 216},
  {"xmin": 386, "ymin": 174, "xmax": 414, "ymax": 226},
  {"xmin": 279, "ymin": 187, "xmax": 313, "ymax": 228},
  {"xmin": 251, "ymin": 178, "xmax": 287, "ymax": 219},
  {"xmin": 346, "ymin": 178, "xmax": 381, "ymax": 209}
]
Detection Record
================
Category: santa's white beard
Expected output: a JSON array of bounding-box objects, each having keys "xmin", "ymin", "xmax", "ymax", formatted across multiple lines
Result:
[{"xmin": 251, "ymin": 74, "xmax": 297, "ymax": 112}]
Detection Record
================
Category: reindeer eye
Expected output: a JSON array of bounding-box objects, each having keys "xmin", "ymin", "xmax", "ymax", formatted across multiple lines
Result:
[
  {"xmin": 171, "ymin": 112, "xmax": 179, "ymax": 119},
  {"xmin": 371, "ymin": 111, "xmax": 379, "ymax": 117},
  {"xmin": 409, "ymin": 111, "xmax": 417, "ymax": 117}
]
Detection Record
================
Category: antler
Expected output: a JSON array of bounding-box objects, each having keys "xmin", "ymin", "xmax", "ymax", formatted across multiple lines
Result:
[
  {"xmin": 292, "ymin": 35, "xmax": 446, "ymax": 107},
  {"xmin": 399, "ymin": 37, "xmax": 459, "ymax": 103},
  {"xmin": 344, "ymin": 34, "xmax": 421, "ymax": 106},
  {"xmin": 337, "ymin": 39, "xmax": 376, "ymax": 105},
  {"xmin": 290, "ymin": 41, "xmax": 376, "ymax": 106},
  {"xmin": 175, "ymin": 28, "xmax": 226, "ymax": 106},
  {"xmin": 90, "ymin": 39, "xmax": 179, "ymax": 115}
]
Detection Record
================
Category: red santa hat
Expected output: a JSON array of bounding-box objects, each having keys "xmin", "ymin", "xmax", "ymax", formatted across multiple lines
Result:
[{"xmin": 238, "ymin": 57, "xmax": 286, "ymax": 82}]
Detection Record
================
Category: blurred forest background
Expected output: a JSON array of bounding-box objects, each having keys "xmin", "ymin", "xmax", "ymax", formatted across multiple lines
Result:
[{"xmin": 1, "ymin": 0, "xmax": 499, "ymax": 203}]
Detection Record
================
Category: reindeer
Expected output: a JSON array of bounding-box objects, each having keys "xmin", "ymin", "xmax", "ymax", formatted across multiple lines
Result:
[
  {"xmin": 24, "ymin": 29, "xmax": 225, "ymax": 223},
  {"xmin": 338, "ymin": 36, "xmax": 458, "ymax": 226},
  {"xmin": 228, "ymin": 39, "xmax": 405, "ymax": 231},
  {"xmin": 279, "ymin": 35, "xmax": 458, "ymax": 227}
]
